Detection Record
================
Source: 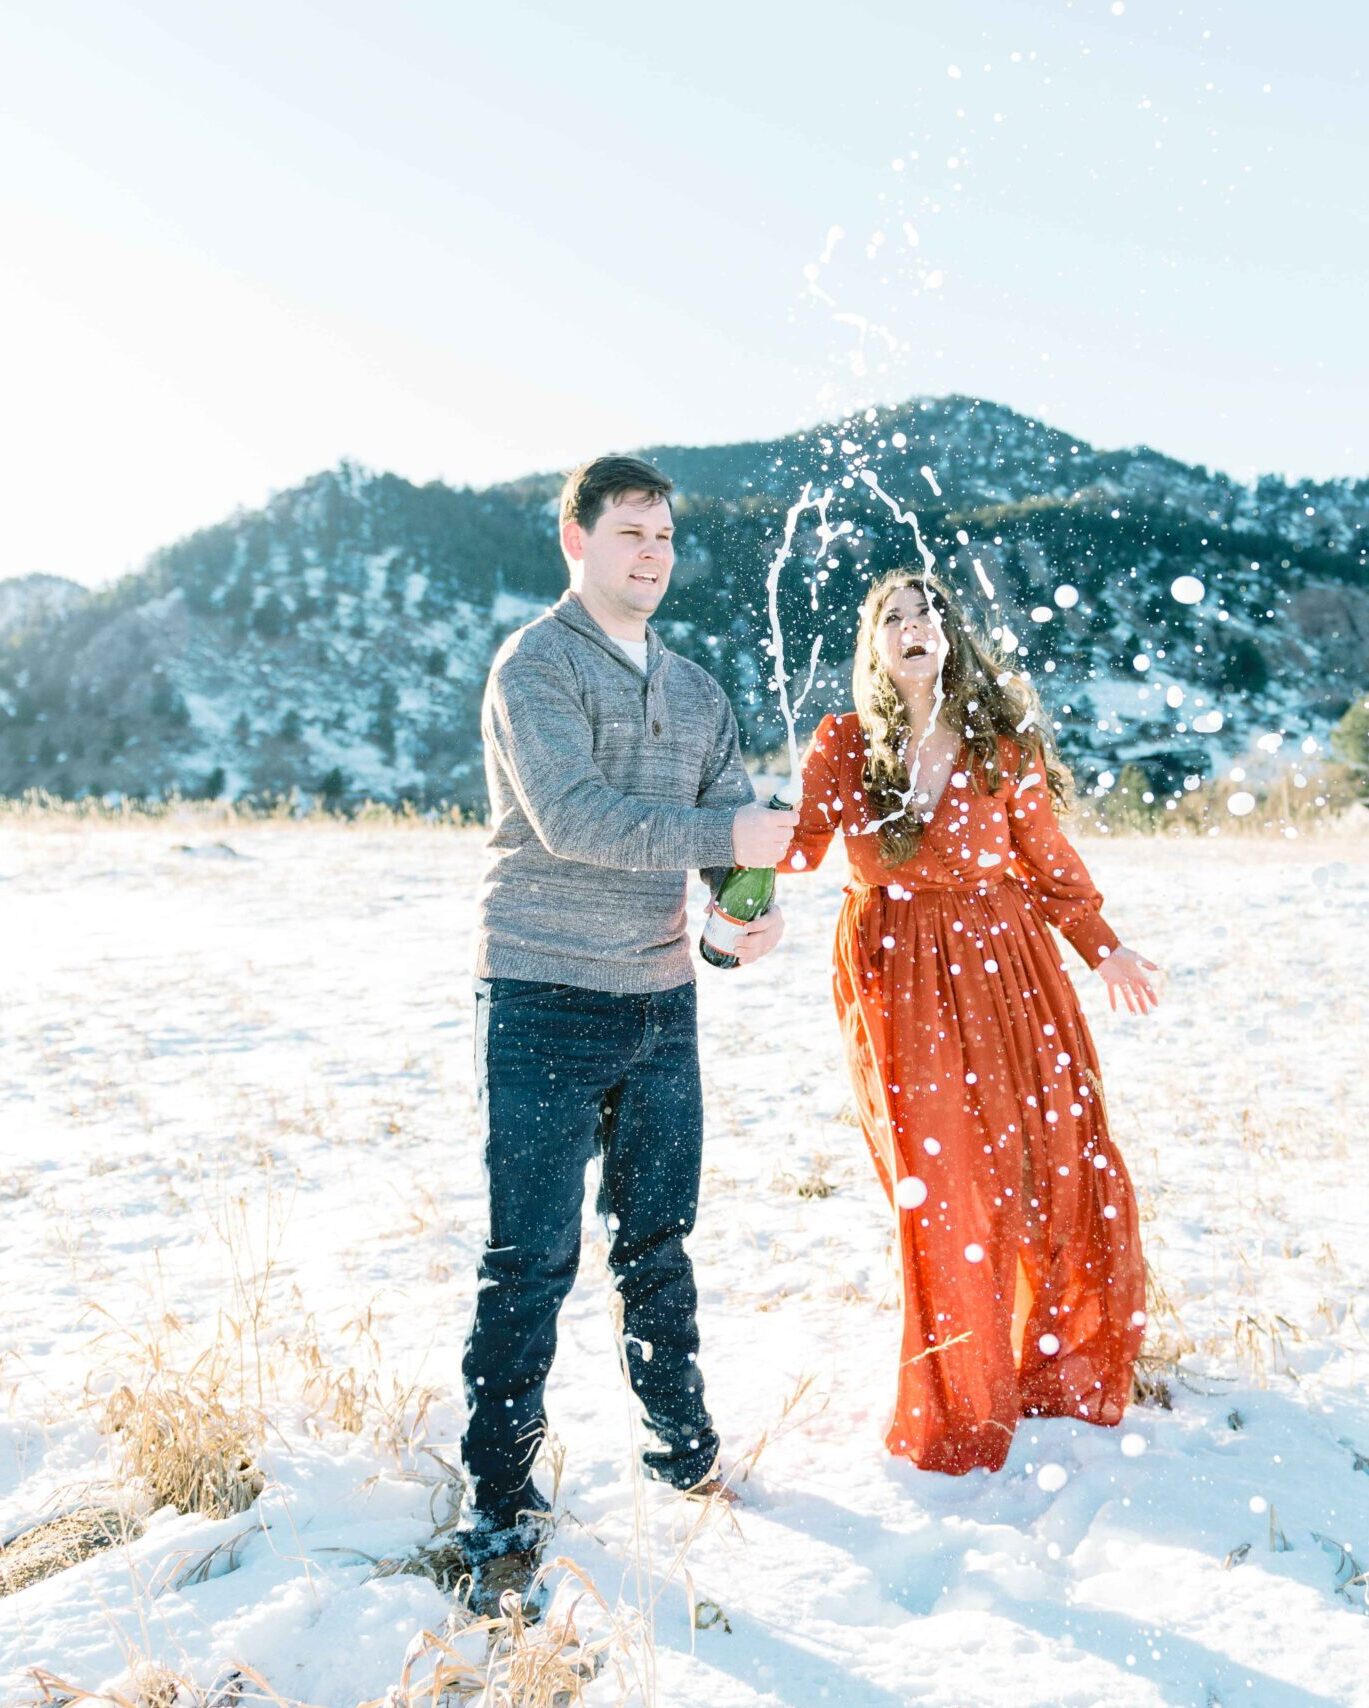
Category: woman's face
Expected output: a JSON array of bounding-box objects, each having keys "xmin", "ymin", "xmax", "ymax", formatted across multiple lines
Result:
[{"xmin": 871, "ymin": 581, "xmax": 947, "ymax": 694}]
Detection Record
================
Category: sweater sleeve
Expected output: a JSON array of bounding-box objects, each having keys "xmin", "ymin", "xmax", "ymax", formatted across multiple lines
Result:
[
  {"xmin": 696, "ymin": 690, "xmax": 756, "ymax": 890},
  {"xmin": 1006, "ymin": 763, "xmax": 1120, "ymax": 969},
  {"xmin": 485, "ymin": 651, "xmax": 739, "ymax": 872},
  {"xmin": 778, "ymin": 715, "xmax": 843, "ymax": 876}
]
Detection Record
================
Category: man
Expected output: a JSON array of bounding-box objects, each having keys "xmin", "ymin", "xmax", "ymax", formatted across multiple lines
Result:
[{"xmin": 460, "ymin": 454, "xmax": 795, "ymax": 1615}]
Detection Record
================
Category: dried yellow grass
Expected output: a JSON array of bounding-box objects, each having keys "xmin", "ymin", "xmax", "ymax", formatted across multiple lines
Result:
[
  {"xmin": 0, "ymin": 1507, "xmax": 143, "ymax": 1598},
  {"xmin": 154, "ymin": 1523, "xmax": 263, "ymax": 1597},
  {"xmin": 28, "ymin": 1660, "xmax": 296, "ymax": 1707},
  {"xmin": 365, "ymin": 1559, "xmax": 625, "ymax": 1708},
  {"xmin": 0, "ymin": 789, "xmax": 472, "ymax": 829},
  {"xmin": 771, "ymin": 1153, "xmax": 839, "ymax": 1199},
  {"xmin": 731, "ymin": 1371, "xmax": 826, "ymax": 1484},
  {"xmin": 104, "ymin": 1368, "xmax": 264, "ymax": 1520},
  {"xmin": 367, "ymin": 1528, "xmax": 474, "ymax": 1598}
]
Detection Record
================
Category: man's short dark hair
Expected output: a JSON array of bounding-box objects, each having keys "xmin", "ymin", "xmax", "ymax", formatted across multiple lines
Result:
[{"xmin": 560, "ymin": 455, "xmax": 673, "ymax": 536}]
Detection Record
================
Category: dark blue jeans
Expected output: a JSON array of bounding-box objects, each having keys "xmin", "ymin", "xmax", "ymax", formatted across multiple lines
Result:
[{"xmin": 460, "ymin": 976, "xmax": 718, "ymax": 1548}]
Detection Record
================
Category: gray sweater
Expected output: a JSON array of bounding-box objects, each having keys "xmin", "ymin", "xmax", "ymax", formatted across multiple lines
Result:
[{"xmin": 475, "ymin": 592, "xmax": 756, "ymax": 992}]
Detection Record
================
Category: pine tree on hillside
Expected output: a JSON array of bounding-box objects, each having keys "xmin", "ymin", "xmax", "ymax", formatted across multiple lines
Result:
[
  {"xmin": 1331, "ymin": 697, "xmax": 1369, "ymax": 770},
  {"xmin": 253, "ymin": 592, "xmax": 289, "ymax": 638},
  {"xmin": 370, "ymin": 683, "xmax": 399, "ymax": 763},
  {"xmin": 1217, "ymin": 634, "xmax": 1269, "ymax": 694}
]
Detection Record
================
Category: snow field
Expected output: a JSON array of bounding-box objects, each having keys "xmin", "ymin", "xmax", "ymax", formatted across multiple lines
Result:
[{"xmin": 1, "ymin": 820, "xmax": 1367, "ymax": 1705}]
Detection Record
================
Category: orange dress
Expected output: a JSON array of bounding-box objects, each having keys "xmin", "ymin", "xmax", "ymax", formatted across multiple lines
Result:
[{"xmin": 780, "ymin": 713, "xmax": 1145, "ymax": 1474}]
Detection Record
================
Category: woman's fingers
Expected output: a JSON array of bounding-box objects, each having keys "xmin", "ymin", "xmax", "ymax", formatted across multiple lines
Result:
[
  {"xmin": 1102, "ymin": 964, "xmax": 1160, "ymax": 1017},
  {"xmin": 1113, "ymin": 976, "xmax": 1153, "ymax": 1015}
]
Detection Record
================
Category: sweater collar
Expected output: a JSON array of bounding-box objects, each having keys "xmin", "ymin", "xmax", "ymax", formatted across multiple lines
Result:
[{"xmin": 553, "ymin": 591, "xmax": 665, "ymax": 677}]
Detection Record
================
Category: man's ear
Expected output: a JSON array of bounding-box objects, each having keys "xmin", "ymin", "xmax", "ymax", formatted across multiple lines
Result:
[{"xmin": 561, "ymin": 518, "xmax": 585, "ymax": 564}]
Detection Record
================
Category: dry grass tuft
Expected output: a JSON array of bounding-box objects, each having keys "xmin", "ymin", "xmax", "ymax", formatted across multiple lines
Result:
[
  {"xmin": 28, "ymin": 1661, "xmax": 287, "ymax": 1707},
  {"xmin": 1130, "ymin": 1355, "xmax": 1175, "ymax": 1411},
  {"xmin": 0, "ymin": 789, "xmax": 474, "ymax": 830},
  {"xmin": 1130, "ymin": 1253, "xmax": 1200, "ymax": 1409},
  {"xmin": 366, "ymin": 1559, "xmax": 625, "ymax": 1708},
  {"xmin": 0, "ymin": 1507, "xmax": 144, "ymax": 1597},
  {"xmin": 1229, "ymin": 1306, "xmax": 1306, "ymax": 1386},
  {"xmin": 363, "ymin": 1457, "xmax": 473, "ymax": 1595},
  {"xmin": 771, "ymin": 1156, "xmax": 839, "ymax": 1200},
  {"xmin": 368, "ymin": 1529, "xmax": 473, "ymax": 1597},
  {"xmin": 127, "ymin": 1664, "xmax": 181, "ymax": 1708},
  {"xmin": 104, "ymin": 1370, "xmax": 264, "ymax": 1519},
  {"xmin": 297, "ymin": 1362, "xmax": 439, "ymax": 1456},
  {"xmin": 285, "ymin": 1310, "xmax": 440, "ymax": 1460},
  {"xmin": 1084, "ymin": 754, "xmax": 1364, "ymax": 838},
  {"xmin": 155, "ymin": 1523, "xmax": 263, "ymax": 1597},
  {"xmin": 0, "ymin": 1169, "xmax": 35, "ymax": 1202},
  {"xmin": 732, "ymin": 1372, "xmax": 826, "ymax": 1483}
]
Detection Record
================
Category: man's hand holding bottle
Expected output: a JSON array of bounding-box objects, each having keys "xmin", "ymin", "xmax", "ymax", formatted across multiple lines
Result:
[
  {"xmin": 694, "ymin": 800, "xmax": 797, "ymax": 971},
  {"xmin": 731, "ymin": 801, "xmax": 799, "ymax": 867}
]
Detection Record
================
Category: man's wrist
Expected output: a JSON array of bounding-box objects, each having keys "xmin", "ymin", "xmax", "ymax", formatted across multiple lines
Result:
[{"xmin": 694, "ymin": 807, "xmax": 743, "ymax": 871}]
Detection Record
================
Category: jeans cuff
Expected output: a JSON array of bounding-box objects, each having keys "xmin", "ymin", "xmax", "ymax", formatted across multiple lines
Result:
[
  {"xmin": 458, "ymin": 1490, "xmax": 552, "ymax": 1565},
  {"xmin": 643, "ymin": 1434, "xmax": 720, "ymax": 1494}
]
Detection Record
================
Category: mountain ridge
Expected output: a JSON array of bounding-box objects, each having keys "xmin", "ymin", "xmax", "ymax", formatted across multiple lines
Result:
[{"xmin": 2, "ymin": 394, "xmax": 1364, "ymax": 808}]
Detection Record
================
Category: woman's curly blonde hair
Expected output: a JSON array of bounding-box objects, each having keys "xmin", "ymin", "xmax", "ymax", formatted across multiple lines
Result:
[{"xmin": 852, "ymin": 567, "xmax": 1074, "ymax": 864}]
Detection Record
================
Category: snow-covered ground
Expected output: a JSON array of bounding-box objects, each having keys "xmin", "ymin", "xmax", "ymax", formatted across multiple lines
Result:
[{"xmin": 1, "ymin": 818, "xmax": 1367, "ymax": 1707}]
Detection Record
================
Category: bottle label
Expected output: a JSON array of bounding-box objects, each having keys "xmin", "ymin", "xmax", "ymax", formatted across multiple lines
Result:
[{"xmin": 701, "ymin": 902, "xmax": 748, "ymax": 955}]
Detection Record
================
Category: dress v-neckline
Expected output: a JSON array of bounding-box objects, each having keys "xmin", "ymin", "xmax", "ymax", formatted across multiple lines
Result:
[{"xmin": 904, "ymin": 736, "xmax": 967, "ymax": 829}]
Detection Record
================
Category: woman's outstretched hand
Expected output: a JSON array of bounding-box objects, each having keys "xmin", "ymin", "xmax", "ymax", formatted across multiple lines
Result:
[{"xmin": 1097, "ymin": 945, "xmax": 1161, "ymax": 1015}]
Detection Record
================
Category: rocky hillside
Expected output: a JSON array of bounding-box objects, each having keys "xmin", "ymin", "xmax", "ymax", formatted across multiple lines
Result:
[
  {"xmin": 1, "ymin": 395, "xmax": 1365, "ymax": 808},
  {"xmin": 0, "ymin": 574, "xmax": 89, "ymax": 641}
]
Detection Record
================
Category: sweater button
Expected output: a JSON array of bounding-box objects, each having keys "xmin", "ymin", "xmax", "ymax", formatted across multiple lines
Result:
[{"xmin": 652, "ymin": 719, "xmax": 662, "ymax": 736}]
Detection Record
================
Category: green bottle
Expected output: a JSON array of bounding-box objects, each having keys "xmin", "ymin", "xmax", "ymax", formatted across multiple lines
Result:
[{"xmin": 699, "ymin": 793, "xmax": 792, "ymax": 970}]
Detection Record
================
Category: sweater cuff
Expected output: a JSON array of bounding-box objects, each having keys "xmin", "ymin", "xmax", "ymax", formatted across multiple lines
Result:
[
  {"xmin": 689, "ymin": 808, "xmax": 739, "ymax": 872},
  {"xmin": 1067, "ymin": 911, "xmax": 1122, "ymax": 970}
]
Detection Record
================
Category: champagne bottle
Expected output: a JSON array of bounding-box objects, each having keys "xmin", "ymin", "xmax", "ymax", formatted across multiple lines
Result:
[{"xmin": 699, "ymin": 793, "xmax": 793, "ymax": 970}]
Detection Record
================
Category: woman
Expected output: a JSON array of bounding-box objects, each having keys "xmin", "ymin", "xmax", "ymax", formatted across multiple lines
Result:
[{"xmin": 780, "ymin": 568, "xmax": 1159, "ymax": 1475}]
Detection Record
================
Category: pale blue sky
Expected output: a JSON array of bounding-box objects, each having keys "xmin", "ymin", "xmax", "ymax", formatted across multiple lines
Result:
[{"xmin": 1, "ymin": 0, "xmax": 1363, "ymax": 586}]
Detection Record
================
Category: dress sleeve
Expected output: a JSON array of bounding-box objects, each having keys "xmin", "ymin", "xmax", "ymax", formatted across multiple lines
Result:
[
  {"xmin": 778, "ymin": 715, "xmax": 844, "ymax": 875},
  {"xmin": 1006, "ymin": 759, "xmax": 1121, "ymax": 969}
]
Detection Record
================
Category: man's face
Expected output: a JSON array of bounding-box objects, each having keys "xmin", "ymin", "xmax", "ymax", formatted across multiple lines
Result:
[{"xmin": 563, "ymin": 492, "xmax": 675, "ymax": 627}]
